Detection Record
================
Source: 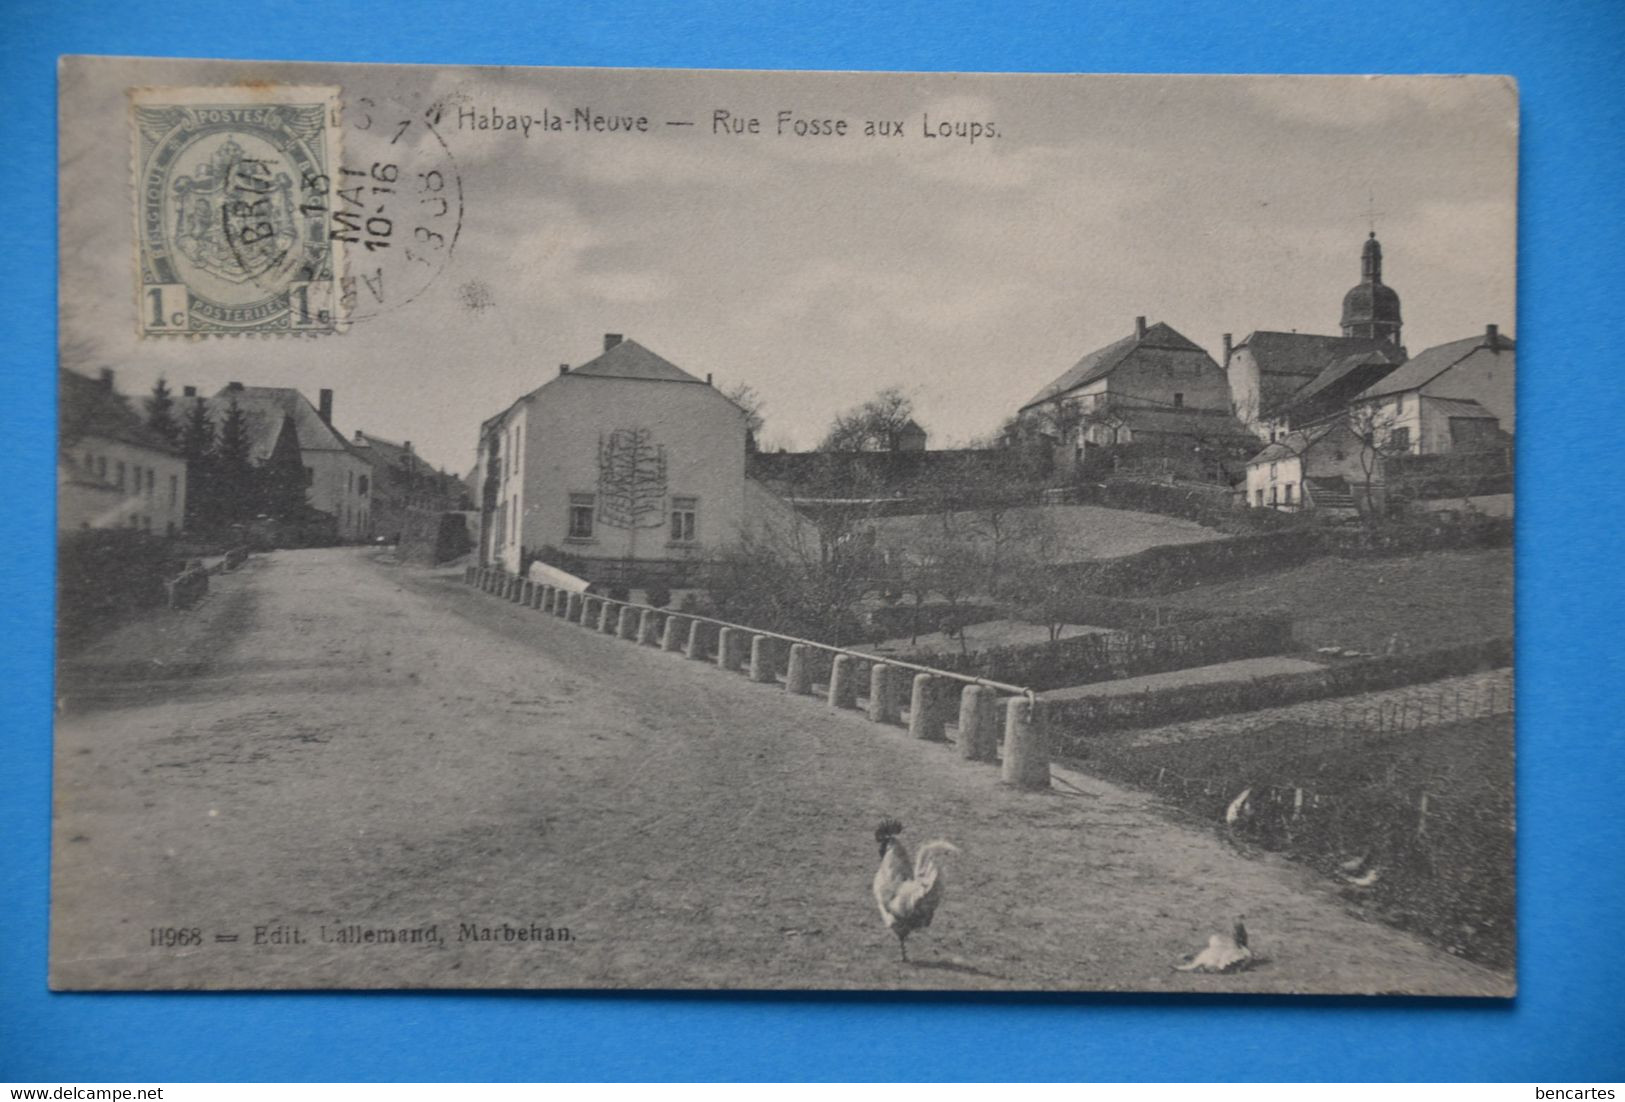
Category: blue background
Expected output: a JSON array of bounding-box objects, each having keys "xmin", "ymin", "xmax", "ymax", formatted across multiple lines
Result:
[{"xmin": 3, "ymin": 0, "xmax": 1622, "ymax": 1082}]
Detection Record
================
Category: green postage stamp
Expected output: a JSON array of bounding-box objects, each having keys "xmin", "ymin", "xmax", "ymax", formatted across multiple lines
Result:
[{"xmin": 131, "ymin": 85, "xmax": 343, "ymax": 336}]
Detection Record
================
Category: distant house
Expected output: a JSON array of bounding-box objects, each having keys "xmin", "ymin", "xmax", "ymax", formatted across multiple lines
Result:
[
  {"xmin": 1018, "ymin": 316, "xmax": 1254, "ymax": 480},
  {"xmin": 1244, "ymin": 421, "xmax": 1383, "ymax": 516},
  {"xmin": 210, "ymin": 383, "xmax": 373, "ymax": 541},
  {"xmin": 1349, "ymin": 325, "xmax": 1516, "ymax": 456},
  {"xmin": 474, "ymin": 333, "xmax": 789, "ymax": 586},
  {"xmin": 1224, "ymin": 233, "xmax": 1408, "ymax": 440},
  {"xmin": 350, "ymin": 431, "xmax": 463, "ymax": 543},
  {"xmin": 893, "ymin": 419, "xmax": 928, "ymax": 452},
  {"xmin": 58, "ymin": 368, "xmax": 187, "ymax": 536}
]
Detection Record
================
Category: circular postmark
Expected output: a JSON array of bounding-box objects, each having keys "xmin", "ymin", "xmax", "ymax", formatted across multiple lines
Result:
[{"xmin": 329, "ymin": 93, "xmax": 465, "ymax": 325}]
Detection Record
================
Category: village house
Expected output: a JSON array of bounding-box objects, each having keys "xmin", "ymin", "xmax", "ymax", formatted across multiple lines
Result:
[
  {"xmin": 209, "ymin": 383, "xmax": 374, "ymax": 541},
  {"xmin": 1017, "ymin": 316, "xmax": 1255, "ymax": 479},
  {"xmin": 58, "ymin": 368, "xmax": 187, "ymax": 536},
  {"xmin": 1225, "ymin": 233, "xmax": 1408, "ymax": 441},
  {"xmin": 1348, "ymin": 324, "xmax": 1516, "ymax": 456},
  {"xmin": 475, "ymin": 333, "xmax": 790, "ymax": 587},
  {"xmin": 349, "ymin": 431, "xmax": 466, "ymax": 544},
  {"xmin": 1243, "ymin": 420, "xmax": 1384, "ymax": 516}
]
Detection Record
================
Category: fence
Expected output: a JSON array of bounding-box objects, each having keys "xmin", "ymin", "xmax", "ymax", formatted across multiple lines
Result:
[
  {"xmin": 462, "ymin": 565, "xmax": 1053, "ymax": 789},
  {"xmin": 1077, "ymin": 703, "xmax": 1516, "ymax": 969}
]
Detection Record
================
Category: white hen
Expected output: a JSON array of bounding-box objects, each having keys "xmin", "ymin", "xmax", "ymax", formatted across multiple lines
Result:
[
  {"xmin": 871, "ymin": 818, "xmax": 960, "ymax": 962},
  {"xmin": 1175, "ymin": 916, "xmax": 1254, "ymax": 974}
]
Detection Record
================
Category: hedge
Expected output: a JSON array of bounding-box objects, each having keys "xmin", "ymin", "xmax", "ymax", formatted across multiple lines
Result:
[
  {"xmin": 905, "ymin": 612, "xmax": 1295, "ymax": 692},
  {"xmin": 58, "ymin": 529, "xmax": 185, "ymax": 646},
  {"xmin": 1047, "ymin": 636, "xmax": 1513, "ymax": 737},
  {"xmin": 868, "ymin": 600, "xmax": 1002, "ymax": 639}
]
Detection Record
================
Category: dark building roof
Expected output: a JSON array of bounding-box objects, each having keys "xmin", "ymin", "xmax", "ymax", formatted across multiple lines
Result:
[
  {"xmin": 1233, "ymin": 330, "xmax": 1401, "ymax": 417},
  {"xmin": 59, "ymin": 369, "xmax": 181, "ymax": 456},
  {"xmin": 212, "ymin": 384, "xmax": 356, "ymax": 455},
  {"xmin": 1341, "ymin": 233, "xmax": 1403, "ymax": 331},
  {"xmin": 1357, "ymin": 331, "xmax": 1516, "ymax": 401},
  {"xmin": 1277, "ymin": 348, "xmax": 1404, "ymax": 425},
  {"xmin": 564, "ymin": 337, "xmax": 707, "ymax": 385},
  {"xmin": 1020, "ymin": 321, "xmax": 1211, "ymax": 411}
]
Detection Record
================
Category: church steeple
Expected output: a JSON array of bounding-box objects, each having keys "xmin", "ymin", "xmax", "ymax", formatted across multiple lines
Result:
[{"xmin": 1341, "ymin": 231, "xmax": 1402, "ymax": 345}]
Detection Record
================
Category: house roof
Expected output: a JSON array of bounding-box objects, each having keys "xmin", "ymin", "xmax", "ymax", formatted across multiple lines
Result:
[
  {"xmin": 211, "ymin": 385, "xmax": 356, "ymax": 454},
  {"xmin": 1277, "ymin": 348, "xmax": 1404, "ymax": 421},
  {"xmin": 59, "ymin": 369, "xmax": 181, "ymax": 456},
  {"xmin": 1245, "ymin": 420, "xmax": 1359, "ymax": 467},
  {"xmin": 1356, "ymin": 332, "xmax": 1516, "ymax": 401},
  {"xmin": 1426, "ymin": 397, "xmax": 1497, "ymax": 420},
  {"xmin": 564, "ymin": 338, "xmax": 707, "ymax": 385},
  {"xmin": 1020, "ymin": 322, "xmax": 1210, "ymax": 411}
]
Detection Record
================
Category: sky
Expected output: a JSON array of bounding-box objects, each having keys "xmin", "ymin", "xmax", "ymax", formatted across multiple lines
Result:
[{"xmin": 61, "ymin": 60, "xmax": 1518, "ymax": 474}]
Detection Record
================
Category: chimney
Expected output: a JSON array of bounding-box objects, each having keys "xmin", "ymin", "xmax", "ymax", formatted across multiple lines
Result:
[
  {"xmin": 1221, "ymin": 333, "xmax": 1233, "ymax": 364},
  {"xmin": 706, "ymin": 373, "xmax": 713, "ymax": 385},
  {"xmin": 1485, "ymin": 323, "xmax": 1499, "ymax": 349},
  {"xmin": 99, "ymin": 368, "xmax": 115, "ymax": 389},
  {"xmin": 559, "ymin": 363, "xmax": 570, "ymax": 376},
  {"xmin": 182, "ymin": 385, "xmax": 197, "ymax": 398},
  {"xmin": 603, "ymin": 333, "xmax": 623, "ymax": 352},
  {"xmin": 354, "ymin": 429, "xmax": 365, "ymax": 442},
  {"xmin": 318, "ymin": 388, "xmax": 333, "ymax": 424},
  {"xmin": 404, "ymin": 441, "xmax": 412, "ymax": 453},
  {"xmin": 227, "ymin": 380, "xmax": 243, "ymax": 391},
  {"xmin": 1135, "ymin": 316, "xmax": 1147, "ymax": 340}
]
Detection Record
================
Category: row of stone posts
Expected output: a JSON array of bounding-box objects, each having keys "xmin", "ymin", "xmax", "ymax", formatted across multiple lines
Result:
[{"xmin": 462, "ymin": 566, "xmax": 1049, "ymax": 790}]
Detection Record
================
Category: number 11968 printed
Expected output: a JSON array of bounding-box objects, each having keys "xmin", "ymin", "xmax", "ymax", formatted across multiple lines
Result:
[{"xmin": 131, "ymin": 85, "xmax": 344, "ymax": 336}]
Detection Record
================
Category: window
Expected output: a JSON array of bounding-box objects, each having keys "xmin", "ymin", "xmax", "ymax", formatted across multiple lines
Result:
[
  {"xmin": 1173, "ymin": 392, "xmax": 1184, "ymax": 409},
  {"xmin": 96, "ymin": 456, "xmax": 107, "ymax": 480},
  {"xmin": 145, "ymin": 468, "xmax": 155, "ymax": 497},
  {"xmin": 510, "ymin": 495, "xmax": 520, "ymax": 544},
  {"xmin": 169, "ymin": 474, "xmax": 178, "ymax": 505},
  {"xmin": 115, "ymin": 460, "xmax": 126, "ymax": 491},
  {"xmin": 1269, "ymin": 461, "xmax": 1278, "ymax": 479},
  {"xmin": 1391, "ymin": 426, "xmax": 1411, "ymax": 452},
  {"xmin": 358, "ymin": 475, "xmax": 369, "ymax": 496},
  {"xmin": 670, "ymin": 496, "xmax": 698, "ymax": 543},
  {"xmin": 568, "ymin": 493, "xmax": 595, "ymax": 540},
  {"xmin": 1396, "ymin": 394, "xmax": 1405, "ymax": 414},
  {"xmin": 304, "ymin": 466, "xmax": 315, "ymax": 486},
  {"xmin": 1284, "ymin": 483, "xmax": 1294, "ymax": 504},
  {"xmin": 1255, "ymin": 489, "xmax": 1265, "ymax": 506},
  {"xmin": 1270, "ymin": 485, "xmax": 1278, "ymax": 505}
]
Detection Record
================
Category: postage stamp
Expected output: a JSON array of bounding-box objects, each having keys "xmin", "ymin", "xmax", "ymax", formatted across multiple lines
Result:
[{"xmin": 131, "ymin": 85, "xmax": 343, "ymax": 336}]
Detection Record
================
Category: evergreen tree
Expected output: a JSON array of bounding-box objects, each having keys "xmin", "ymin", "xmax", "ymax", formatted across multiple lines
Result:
[
  {"xmin": 214, "ymin": 399, "xmax": 256, "ymax": 525},
  {"xmin": 144, "ymin": 377, "xmax": 181, "ymax": 448},
  {"xmin": 180, "ymin": 398, "xmax": 217, "ymax": 529}
]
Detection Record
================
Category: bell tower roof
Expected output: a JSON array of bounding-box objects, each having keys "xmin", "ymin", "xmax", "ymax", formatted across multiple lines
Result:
[{"xmin": 1341, "ymin": 232, "xmax": 1402, "ymax": 342}]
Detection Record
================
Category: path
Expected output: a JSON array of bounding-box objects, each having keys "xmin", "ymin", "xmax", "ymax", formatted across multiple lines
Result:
[{"xmin": 50, "ymin": 548, "xmax": 1511, "ymax": 994}]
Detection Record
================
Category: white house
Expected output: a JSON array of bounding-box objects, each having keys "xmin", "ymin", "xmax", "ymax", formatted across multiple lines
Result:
[
  {"xmin": 475, "ymin": 334, "xmax": 782, "ymax": 586},
  {"xmin": 1244, "ymin": 420, "xmax": 1384, "ymax": 516},
  {"xmin": 1349, "ymin": 325, "xmax": 1516, "ymax": 456},
  {"xmin": 58, "ymin": 368, "xmax": 188, "ymax": 536},
  {"xmin": 211, "ymin": 383, "xmax": 374, "ymax": 540}
]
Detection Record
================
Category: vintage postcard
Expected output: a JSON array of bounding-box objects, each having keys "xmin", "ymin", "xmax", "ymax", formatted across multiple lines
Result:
[{"xmin": 53, "ymin": 57, "xmax": 1517, "ymax": 994}]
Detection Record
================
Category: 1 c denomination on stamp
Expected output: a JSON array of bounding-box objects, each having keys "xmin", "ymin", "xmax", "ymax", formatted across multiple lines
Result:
[{"xmin": 131, "ymin": 85, "xmax": 344, "ymax": 336}]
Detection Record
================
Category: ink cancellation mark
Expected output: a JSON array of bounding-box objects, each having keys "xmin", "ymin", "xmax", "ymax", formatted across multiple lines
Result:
[{"xmin": 132, "ymin": 86, "xmax": 344, "ymax": 337}]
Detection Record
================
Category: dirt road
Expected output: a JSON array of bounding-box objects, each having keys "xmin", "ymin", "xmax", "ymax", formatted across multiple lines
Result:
[{"xmin": 50, "ymin": 548, "xmax": 1511, "ymax": 994}]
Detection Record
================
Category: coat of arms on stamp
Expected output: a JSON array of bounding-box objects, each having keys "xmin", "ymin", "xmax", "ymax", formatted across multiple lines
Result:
[{"xmin": 131, "ymin": 86, "xmax": 343, "ymax": 336}]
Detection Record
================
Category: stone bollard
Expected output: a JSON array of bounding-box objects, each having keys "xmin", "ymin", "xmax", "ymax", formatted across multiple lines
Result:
[
  {"xmin": 566, "ymin": 592, "xmax": 584, "ymax": 623},
  {"xmin": 828, "ymin": 654, "xmax": 857, "ymax": 709},
  {"xmin": 909, "ymin": 674, "xmax": 947, "ymax": 741},
  {"xmin": 867, "ymin": 663, "xmax": 900, "ymax": 724},
  {"xmin": 958, "ymin": 685, "xmax": 998, "ymax": 762},
  {"xmin": 615, "ymin": 605, "xmax": 636, "ymax": 640},
  {"xmin": 686, "ymin": 620, "xmax": 710, "ymax": 661},
  {"xmin": 534, "ymin": 584, "xmax": 549, "ymax": 610},
  {"xmin": 1001, "ymin": 696, "xmax": 1050, "ymax": 790},
  {"xmin": 520, "ymin": 580, "xmax": 533, "ymax": 604},
  {"xmin": 749, "ymin": 635, "xmax": 777, "ymax": 683},
  {"xmin": 662, "ymin": 615, "xmax": 687, "ymax": 652},
  {"xmin": 555, "ymin": 589, "xmax": 571, "ymax": 618},
  {"xmin": 599, "ymin": 600, "xmax": 619, "ymax": 633},
  {"xmin": 639, "ymin": 609, "xmax": 660, "ymax": 646},
  {"xmin": 716, "ymin": 627, "xmax": 743, "ymax": 672},
  {"xmin": 785, "ymin": 644, "xmax": 813, "ymax": 695}
]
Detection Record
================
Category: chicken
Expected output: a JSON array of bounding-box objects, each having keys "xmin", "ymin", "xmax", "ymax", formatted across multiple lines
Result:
[
  {"xmin": 1174, "ymin": 916, "xmax": 1254, "ymax": 974},
  {"xmin": 871, "ymin": 818, "xmax": 959, "ymax": 962}
]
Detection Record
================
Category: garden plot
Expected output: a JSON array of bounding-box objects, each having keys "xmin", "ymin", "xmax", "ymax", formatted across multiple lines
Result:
[
  {"xmin": 1043, "ymin": 655, "xmax": 1327, "ymax": 701},
  {"xmin": 859, "ymin": 618, "xmax": 1112, "ymax": 658}
]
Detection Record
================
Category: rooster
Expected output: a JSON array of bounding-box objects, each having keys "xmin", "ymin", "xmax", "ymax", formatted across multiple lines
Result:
[
  {"xmin": 1174, "ymin": 916, "xmax": 1253, "ymax": 974},
  {"xmin": 871, "ymin": 818, "xmax": 959, "ymax": 962}
]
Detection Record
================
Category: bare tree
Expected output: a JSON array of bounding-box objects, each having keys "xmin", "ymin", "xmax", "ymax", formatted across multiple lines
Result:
[
  {"xmin": 1346, "ymin": 402, "xmax": 1404, "ymax": 521},
  {"xmin": 819, "ymin": 386, "xmax": 918, "ymax": 452},
  {"xmin": 596, "ymin": 426, "xmax": 668, "ymax": 530},
  {"xmin": 721, "ymin": 382, "xmax": 767, "ymax": 438}
]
